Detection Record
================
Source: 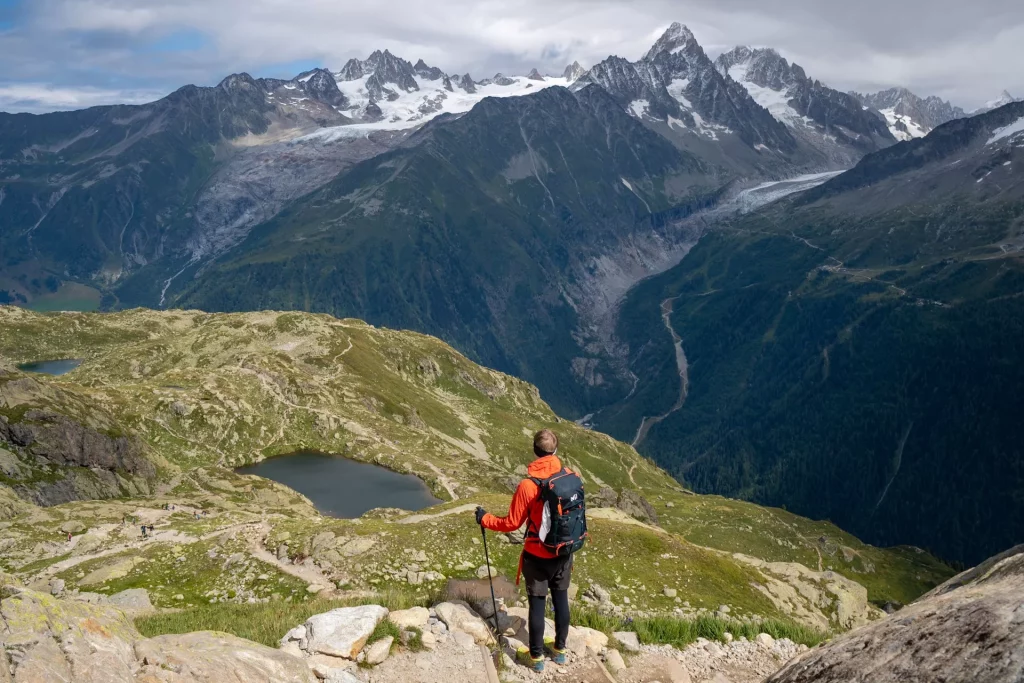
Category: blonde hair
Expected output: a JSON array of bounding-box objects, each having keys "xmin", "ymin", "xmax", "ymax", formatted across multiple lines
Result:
[{"xmin": 533, "ymin": 429, "xmax": 558, "ymax": 457}]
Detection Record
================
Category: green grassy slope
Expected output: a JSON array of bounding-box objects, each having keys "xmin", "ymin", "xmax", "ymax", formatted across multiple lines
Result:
[{"xmin": 0, "ymin": 307, "xmax": 951, "ymax": 627}]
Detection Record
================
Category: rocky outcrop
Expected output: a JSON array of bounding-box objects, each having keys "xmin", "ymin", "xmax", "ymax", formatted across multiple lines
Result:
[
  {"xmin": 734, "ymin": 554, "xmax": 881, "ymax": 631},
  {"xmin": 0, "ymin": 405, "xmax": 155, "ymax": 507},
  {"xmin": 767, "ymin": 546, "xmax": 1024, "ymax": 683},
  {"xmin": 2, "ymin": 410, "xmax": 152, "ymax": 476}
]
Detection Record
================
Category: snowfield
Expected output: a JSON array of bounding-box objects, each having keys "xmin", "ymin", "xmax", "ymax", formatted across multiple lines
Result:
[
  {"xmin": 988, "ymin": 116, "xmax": 1024, "ymax": 145},
  {"xmin": 302, "ymin": 73, "xmax": 570, "ymax": 142}
]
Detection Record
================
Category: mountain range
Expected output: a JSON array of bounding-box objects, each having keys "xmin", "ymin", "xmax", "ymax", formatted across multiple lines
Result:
[{"xmin": 1, "ymin": 22, "xmax": 1022, "ymax": 566}]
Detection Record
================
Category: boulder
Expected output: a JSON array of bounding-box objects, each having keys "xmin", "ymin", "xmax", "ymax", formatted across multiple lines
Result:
[
  {"xmin": 60, "ymin": 520, "xmax": 86, "ymax": 534},
  {"xmin": 663, "ymin": 587, "xmax": 678, "ymax": 598},
  {"xmin": 49, "ymin": 578, "xmax": 65, "ymax": 596},
  {"xmin": 434, "ymin": 601, "xmax": 495, "ymax": 645},
  {"xmin": 108, "ymin": 588, "xmax": 153, "ymax": 612},
  {"xmin": 476, "ymin": 565, "xmax": 497, "ymax": 579},
  {"xmin": 136, "ymin": 631, "xmax": 316, "ymax": 682},
  {"xmin": 304, "ymin": 605, "xmax": 389, "ymax": 659},
  {"xmin": 364, "ymin": 636, "xmax": 393, "ymax": 665},
  {"xmin": 767, "ymin": 546, "xmax": 1024, "ymax": 683},
  {"xmin": 755, "ymin": 632, "xmax": 775, "ymax": 648},
  {"xmin": 389, "ymin": 606, "xmax": 429, "ymax": 630},
  {"xmin": 613, "ymin": 631, "xmax": 641, "ymax": 652}
]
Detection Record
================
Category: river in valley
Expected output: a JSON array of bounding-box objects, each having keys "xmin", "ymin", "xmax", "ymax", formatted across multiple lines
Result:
[
  {"xmin": 236, "ymin": 451, "xmax": 441, "ymax": 518},
  {"xmin": 17, "ymin": 359, "xmax": 82, "ymax": 375}
]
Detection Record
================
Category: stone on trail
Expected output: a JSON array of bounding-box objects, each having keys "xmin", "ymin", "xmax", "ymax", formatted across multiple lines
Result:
[
  {"xmin": 389, "ymin": 606, "xmax": 429, "ymax": 630},
  {"xmin": 136, "ymin": 631, "xmax": 316, "ymax": 682},
  {"xmin": 605, "ymin": 649, "xmax": 627, "ymax": 674},
  {"xmin": 614, "ymin": 630, "xmax": 641, "ymax": 652},
  {"xmin": 476, "ymin": 564, "xmax": 497, "ymax": 579},
  {"xmin": 364, "ymin": 635, "xmax": 393, "ymax": 665},
  {"xmin": 434, "ymin": 601, "xmax": 496, "ymax": 645},
  {"xmin": 453, "ymin": 630, "xmax": 477, "ymax": 650},
  {"xmin": 325, "ymin": 670, "xmax": 362, "ymax": 683},
  {"xmin": 304, "ymin": 605, "xmax": 390, "ymax": 659},
  {"xmin": 755, "ymin": 632, "xmax": 775, "ymax": 648}
]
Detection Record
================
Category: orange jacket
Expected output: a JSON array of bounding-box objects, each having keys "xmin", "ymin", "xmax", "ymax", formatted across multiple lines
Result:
[{"xmin": 481, "ymin": 454, "xmax": 562, "ymax": 559}]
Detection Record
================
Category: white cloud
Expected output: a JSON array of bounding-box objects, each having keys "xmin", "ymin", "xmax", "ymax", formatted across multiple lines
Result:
[
  {"xmin": 0, "ymin": 84, "xmax": 165, "ymax": 114},
  {"xmin": 1, "ymin": 0, "xmax": 1023, "ymax": 113}
]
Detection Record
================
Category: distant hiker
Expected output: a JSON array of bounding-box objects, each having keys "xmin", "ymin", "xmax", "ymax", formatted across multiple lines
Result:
[
  {"xmin": 475, "ymin": 429, "xmax": 588, "ymax": 672},
  {"xmin": 67, "ymin": 532, "xmax": 72, "ymax": 543},
  {"xmin": 141, "ymin": 525, "xmax": 147, "ymax": 538}
]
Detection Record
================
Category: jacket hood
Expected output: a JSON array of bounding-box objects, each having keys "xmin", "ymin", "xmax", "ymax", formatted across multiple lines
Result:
[{"xmin": 527, "ymin": 454, "xmax": 562, "ymax": 479}]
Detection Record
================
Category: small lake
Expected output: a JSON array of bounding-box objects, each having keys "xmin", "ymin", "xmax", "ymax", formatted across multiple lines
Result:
[
  {"xmin": 17, "ymin": 359, "xmax": 82, "ymax": 375},
  {"xmin": 236, "ymin": 452, "xmax": 442, "ymax": 518}
]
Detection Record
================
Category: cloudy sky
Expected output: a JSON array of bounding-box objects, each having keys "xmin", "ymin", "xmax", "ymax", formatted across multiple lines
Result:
[{"xmin": 1, "ymin": 0, "xmax": 1022, "ymax": 113}]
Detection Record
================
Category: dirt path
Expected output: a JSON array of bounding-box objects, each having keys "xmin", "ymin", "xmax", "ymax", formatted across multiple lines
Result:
[
  {"xmin": 242, "ymin": 521, "xmax": 335, "ymax": 591},
  {"xmin": 31, "ymin": 518, "xmax": 255, "ymax": 581},
  {"xmin": 632, "ymin": 296, "xmax": 689, "ymax": 448}
]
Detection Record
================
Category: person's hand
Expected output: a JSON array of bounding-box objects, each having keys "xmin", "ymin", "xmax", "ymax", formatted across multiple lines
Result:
[{"xmin": 475, "ymin": 507, "xmax": 487, "ymax": 525}]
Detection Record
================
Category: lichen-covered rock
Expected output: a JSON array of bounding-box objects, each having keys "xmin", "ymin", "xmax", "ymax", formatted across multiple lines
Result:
[
  {"xmin": 1, "ymin": 586, "xmax": 140, "ymax": 683},
  {"xmin": 767, "ymin": 546, "xmax": 1024, "ymax": 683},
  {"xmin": 135, "ymin": 631, "xmax": 316, "ymax": 682}
]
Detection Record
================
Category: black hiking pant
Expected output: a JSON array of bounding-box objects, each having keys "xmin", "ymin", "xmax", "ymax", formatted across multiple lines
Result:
[{"xmin": 522, "ymin": 552, "xmax": 573, "ymax": 658}]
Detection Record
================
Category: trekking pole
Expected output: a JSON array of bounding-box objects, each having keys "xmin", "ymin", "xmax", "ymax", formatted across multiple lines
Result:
[{"xmin": 479, "ymin": 524, "xmax": 501, "ymax": 636}]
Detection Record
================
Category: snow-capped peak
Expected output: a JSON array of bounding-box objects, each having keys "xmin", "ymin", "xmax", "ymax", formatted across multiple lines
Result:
[
  {"xmin": 986, "ymin": 90, "xmax": 1018, "ymax": 110},
  {"xmin": 644, "ymin": 22, "xmax": 697, "ymax": 61},
  {"xmin": 562, "ymin": 61, "xmax": 586, "ymax": 82},
  {"xmin": 306, "ymin": 48, "xmax": 570, "ymax": 140}
]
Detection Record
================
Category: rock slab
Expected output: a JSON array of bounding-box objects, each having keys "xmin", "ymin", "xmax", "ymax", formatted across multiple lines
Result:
[
  {"xmin": 304, "ymin": 605, "xmax": 389, "ymax": 659},
  {"xmin": 767, "ymin": 546, "xmax": 1024, "ymax": 683},
  {"xmin": 136, "ymin": 631, "xmax": 316, "ymax": 682}
]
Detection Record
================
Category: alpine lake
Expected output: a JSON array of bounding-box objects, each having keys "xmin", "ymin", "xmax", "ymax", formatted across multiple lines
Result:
[
  {"xmin": 236, "ymin": 452, "xmax": 442, "ymax": 518},
  {"xmin": 16, "ymin": 359, "xmax": 83, "ymax": 375}
]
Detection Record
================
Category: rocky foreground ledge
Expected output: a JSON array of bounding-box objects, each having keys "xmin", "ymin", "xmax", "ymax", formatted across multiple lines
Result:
[{"xmin": 4, "ymin": 546, "xmax": 1024, "ymax": 683}]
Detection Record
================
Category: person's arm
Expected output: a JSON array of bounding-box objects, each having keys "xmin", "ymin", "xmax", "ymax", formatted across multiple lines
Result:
[{"xmin": 481, "ymin": 479, "xmax": 537, "ymax": 532}]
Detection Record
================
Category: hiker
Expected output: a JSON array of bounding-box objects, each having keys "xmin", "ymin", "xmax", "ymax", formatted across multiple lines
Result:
[
  {"xmin": 141, "ymin": 525, "xmax": 147, "ymax": 538},
  {"xmin": 67, "ymin": 532, "xmax": 72, "ymax": 543},
  {"xmin": 475, "ymin": 429, "xmax": 588, "ymax": 672}
]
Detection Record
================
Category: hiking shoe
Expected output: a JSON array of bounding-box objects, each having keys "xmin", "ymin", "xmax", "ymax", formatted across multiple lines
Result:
[
  {"xmin": 551, "ymin": 648, "xmax": 568, "ymax": 665},
  {"xmin": 516, "ymin": 647, "xmax": 545, "ymax": 672}
]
